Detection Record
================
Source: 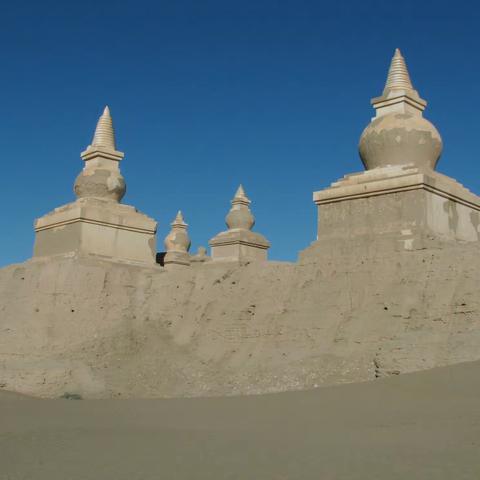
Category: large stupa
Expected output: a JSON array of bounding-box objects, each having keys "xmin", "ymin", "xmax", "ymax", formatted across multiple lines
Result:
[
  {"xmin": 302, "ymin": 48, "xmax": 480, "ymax": 257},
  {"xmin": 34, "ymin": 107, "xmax": 158, "ymax": 264}
]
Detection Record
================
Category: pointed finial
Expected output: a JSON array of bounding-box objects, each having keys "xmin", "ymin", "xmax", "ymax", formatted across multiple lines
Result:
[
  {"xmin": 76, "ymin": 106, "xmax": 125, "ymax": 201},
  {"xmin": 369, "ymin": 49, "xmax": 426, "ymax": 119},
  {"xmin": 91, "ymin": 105, "xmax": 116, "ymax": 150},
  {"xmin": 384, "ymin": 48, "xmax": 414, "ymax": 93},
  {"xmin": 172, "ymin": 210, "xmax": 187, "ymax": 227},
  {"xmin": 231, "ymin": 184, "xmax": 251, "ymax": 207},
  {"xmin": 234, "ymin": 184, "xmax": 247, "ymax": 199}
]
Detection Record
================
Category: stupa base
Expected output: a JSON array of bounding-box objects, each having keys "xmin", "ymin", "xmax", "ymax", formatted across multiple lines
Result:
[
  {"xmin": 33, "ymin": 197, "xmax": 157, "ymax": 265},
  {"xmin": 303, "ymin": 165, "xmax": 480, "ymax": 257},
  {"xmin": 209, "ymin": 229, "xmax": 270, "ymax": 261}
]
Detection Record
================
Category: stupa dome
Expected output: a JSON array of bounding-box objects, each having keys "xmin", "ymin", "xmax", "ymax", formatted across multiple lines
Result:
[
  {"xmin": 358, "ymin": 49, "xmax": 443, "ymax": 171},
  {"xmin": 74, "ymin": 168, "xmax": 126, "ymax": 202},
  {"xmin": 359, "ymin": 112, "xmax": 442, "ymax": 170}
]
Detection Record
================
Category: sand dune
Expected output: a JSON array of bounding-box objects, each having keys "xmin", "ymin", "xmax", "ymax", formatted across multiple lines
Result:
[{"xmin": 1, "ymin": 361, "xmax": 480, "ymax": 479}]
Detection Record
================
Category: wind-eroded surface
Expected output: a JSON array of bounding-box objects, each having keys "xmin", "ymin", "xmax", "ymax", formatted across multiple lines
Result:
[
  {"xmin": 1, "ymin": 360, "xmax": 480, "ymax": 479},
  {"xmin": 1, "ymin": 240, "xmax": 480, "ymax": 398}
]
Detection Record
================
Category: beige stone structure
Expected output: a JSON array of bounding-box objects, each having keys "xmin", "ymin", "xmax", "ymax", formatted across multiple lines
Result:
[
  {"xmin": 306, "ymin": 49, "xmax": 480, "ymax": 252},
  {"xmin": 190, "ymin": 246, "xmax": 210, "ymax": 263},
  {"xmin": 34, "ymin": 107, "xmax": 157, "ymax": 264},
  {"xmin": 3, "ymin": 48, "xmax": 480, "ymax": 401},
  {"xmin": 209, "ymin": 185, "xmax": 270, "ymax": 261},
  {"xmin": 164, "ymin": 211, "xmax": 191, "ymax": 266}
]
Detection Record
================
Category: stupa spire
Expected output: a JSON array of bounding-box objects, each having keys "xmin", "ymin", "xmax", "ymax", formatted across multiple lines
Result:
[
  {"xmin": 77, "ymin": 106, "xmax": 125, "ymax": 202},
  {"xmin": 91, "ymin": 106, "xmax": 116, "ymax": 150},
  {"xmin": 368, "ymin": 48, "xmax": 426, "ymax": 120},
  {"xmin": 164, "ymin": 210, "xmax": 191, "ymax": 266},
  {"xmin": 383, "ymin": 48, "xmax": 414, "ymax": 93},
  {"xmin": 234, "ymin": 184, "xmax": 247, "ymax": 200},
  {"xmin": 172, "ymin": 210, "xmax": 186, "ymax": 226}
]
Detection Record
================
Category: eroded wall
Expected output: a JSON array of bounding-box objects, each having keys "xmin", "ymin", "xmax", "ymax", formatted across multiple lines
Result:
[{"xmin": 1, "ymin": 237, "xmax": 479, "ymax": 398}]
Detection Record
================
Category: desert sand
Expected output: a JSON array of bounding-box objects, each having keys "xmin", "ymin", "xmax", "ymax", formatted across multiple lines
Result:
[{"xmin": 1, "ymin": 360, "xmax": 479, "ymax": 479}]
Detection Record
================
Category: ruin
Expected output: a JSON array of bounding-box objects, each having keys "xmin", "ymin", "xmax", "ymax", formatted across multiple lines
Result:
[
  {"xmin": 209, "ymin": 185, "xmax": 270, "ymax": 261},
  {"xmin": 34, "ymin": 107, "xmax": 158, "ymax": 265},
  {"xmin": 1, "ymin": 49, "xmax": 480, "ymax": 398},
  {"xmin": 304, "ymin": 48, "xmax": 480, "ymax": 257}
]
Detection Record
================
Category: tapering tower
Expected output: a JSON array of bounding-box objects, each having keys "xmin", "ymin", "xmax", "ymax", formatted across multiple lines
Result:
[
  {"xmin": 301, "ymin": 49, "xmax": 480, "ymax": 259},
  {"xmin": 74, "ymin": 106, "xmax": 126, "ymax": 202},
  {"xmin": 209, "ymin": 185, "xmax": 270, "ymax": 261},
  {"xmin": 33, "ymin": 107, "xmax": 157, "ymax": 264},
  {"xmin": 164, "ymin": 211, "xmax": 191, "ymax": 266}
]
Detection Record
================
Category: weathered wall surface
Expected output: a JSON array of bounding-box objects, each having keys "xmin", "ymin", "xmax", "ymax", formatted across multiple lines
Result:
[{"xmin": 1, "ymin": 239, "xmax": 480, "ymax": 398}]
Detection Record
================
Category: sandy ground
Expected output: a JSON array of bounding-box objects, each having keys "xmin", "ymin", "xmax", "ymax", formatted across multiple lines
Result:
[{"xmin": 1, "ymin": 361, "xmax": 479, "ymax": 479}]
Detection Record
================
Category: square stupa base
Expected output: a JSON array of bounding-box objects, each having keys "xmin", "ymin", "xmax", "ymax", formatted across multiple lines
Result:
[
  {"xmin": 209, "ymin": 229, "xmax": 270, "ymax": 262},
  {"xmin": 33, "ymin": 198, "xmax": 157, "ymax": 265},
  {"xmin": 164, "ymin": 251, "xmax": 190, "ymax": 266},
  {"xmin": 301, "ymin": 165, "xmax": 480, "ymax": 259}
]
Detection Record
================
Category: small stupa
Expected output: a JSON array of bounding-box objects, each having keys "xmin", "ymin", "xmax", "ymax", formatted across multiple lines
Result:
[
  {"xmin": 190, "ymin": 246, "xmax": 209, "ymax": 263},
  {"xmin": 164, "ymin": 211, "xmax": 191, "ymax": 266},
  {"xmin": 304, "ymin": 49, "xmax": 480, "ymax": 255},
  {"xmin": 209, "ymin": 185, "xmax": 270, "ymax": 261},
  {"xmin": 33, "ymin": 107, "xmax": 157, "ymax": 264}
]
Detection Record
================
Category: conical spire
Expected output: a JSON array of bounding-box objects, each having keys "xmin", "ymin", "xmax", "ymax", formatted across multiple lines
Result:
[
  {"xmin": 384, "ymin": 49, "xmax": 414, "ymax": 93},
  {"xmin": 370, "ymin": 49, "xmax": 426, "ymax": 119},
  {"xmin": 172, "ymin": 210, "xmax": 187, "ymax": 227},
  {"xmin": 91, "ymin": 106, "xmax": 116, "ymax": 150},
  {"xmin": 77, "ymin": 106, "xmax": 125, "ymax": 201},
  {"xmin": 232, "ymin": 184, "xmax": 251, "ymax": 207},
  {"xmin": 234, "ymin": 184, "xmax": 247, "ymax": 199}
]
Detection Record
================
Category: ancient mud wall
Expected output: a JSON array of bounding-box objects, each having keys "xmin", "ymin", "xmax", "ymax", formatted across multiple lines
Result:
[{"xmin": 1, "ymin": 237, "xmax": 479, "ymax": 398}]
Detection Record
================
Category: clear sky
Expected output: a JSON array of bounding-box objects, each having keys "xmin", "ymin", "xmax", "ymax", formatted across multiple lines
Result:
[{"xmin": 0, "ymin": 0, "xmax": 479, "ymax": 266}]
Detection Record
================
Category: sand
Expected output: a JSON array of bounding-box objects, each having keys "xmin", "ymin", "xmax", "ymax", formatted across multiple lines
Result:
[{"xmin": 1, "ymin": 361, "xmax": 479, "ymax": 479}]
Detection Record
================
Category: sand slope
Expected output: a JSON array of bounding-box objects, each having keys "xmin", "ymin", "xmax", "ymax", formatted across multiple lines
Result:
[{"xmin": 1, "ymin": 361, "xmax": 480, "ymax": 479}]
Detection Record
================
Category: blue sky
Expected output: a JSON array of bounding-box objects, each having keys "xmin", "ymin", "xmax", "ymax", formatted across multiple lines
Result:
[{"xmin": 0, "ymin": 0, "xmax": 479, "ymax": 265}]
